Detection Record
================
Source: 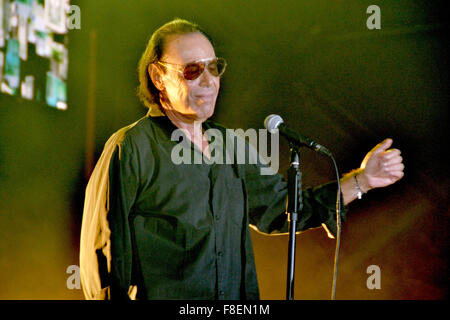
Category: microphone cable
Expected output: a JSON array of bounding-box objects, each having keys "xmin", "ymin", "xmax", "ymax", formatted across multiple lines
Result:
[{"xmin": 329, "ymin": 155, "xmax": 342, "ymax": 300}]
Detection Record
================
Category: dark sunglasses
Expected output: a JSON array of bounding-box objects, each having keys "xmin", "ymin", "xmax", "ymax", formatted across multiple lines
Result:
[{"xmin": 157, "ymin": 57, "xmax": 227, "ymax": 81}]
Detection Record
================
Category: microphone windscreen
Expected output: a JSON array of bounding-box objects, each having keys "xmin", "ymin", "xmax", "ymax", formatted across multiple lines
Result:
[{"xmin": 264, "ymin": 114, "xmax": 284, "ymax": 133}]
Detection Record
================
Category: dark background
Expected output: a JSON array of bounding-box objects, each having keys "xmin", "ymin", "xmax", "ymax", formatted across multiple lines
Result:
[{"xmin": 0, "ymin": 0, "xmax": 448, "ymax": 299}]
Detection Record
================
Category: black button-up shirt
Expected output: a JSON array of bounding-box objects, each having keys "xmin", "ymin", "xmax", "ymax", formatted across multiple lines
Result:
[{"xmin": 103, "ymin": 115, "xmax": 346, "ymax": 300}]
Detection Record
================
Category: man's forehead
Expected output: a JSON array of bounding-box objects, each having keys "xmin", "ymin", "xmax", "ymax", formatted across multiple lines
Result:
[{"xmin": 163, "ymin": 32, "xmax": 216, "ymax": 63}]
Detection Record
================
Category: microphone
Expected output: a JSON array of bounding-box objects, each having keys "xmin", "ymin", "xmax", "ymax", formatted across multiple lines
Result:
[{"xmin": 264, "ymin": 114, "xmax": 332, "ymax": 157}]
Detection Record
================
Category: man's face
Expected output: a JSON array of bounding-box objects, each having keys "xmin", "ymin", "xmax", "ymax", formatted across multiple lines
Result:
[{"xmin": 157, "ymin": 32, "xmax": 220, "ymax": 122}]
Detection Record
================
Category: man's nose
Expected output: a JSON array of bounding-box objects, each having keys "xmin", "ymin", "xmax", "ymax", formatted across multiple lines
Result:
[{"xmin": 198, "ymin": 68, "xmax": 214, "ymax": 87}]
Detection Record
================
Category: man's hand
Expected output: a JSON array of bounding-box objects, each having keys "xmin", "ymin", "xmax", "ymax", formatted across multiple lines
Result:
[
  {"xmin": 358, "ymin": 138, "xmax": 405, "ymax": 192},
  {"xmin": 341, "ymin": 138, "xmax": 405, "ymax": 205}
]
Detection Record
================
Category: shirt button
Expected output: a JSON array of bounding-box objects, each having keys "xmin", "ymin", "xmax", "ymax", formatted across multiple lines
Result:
[
  {"xmin": 218, "ymin": 251, "xmax": 223, "ymax": 257},
  {"xmin": 215, "ymin": 214, "xmax": 220, "ymax": 220},
  {"xmin": 219, "ymin": 291, "xmax": 225, "ymax": 296}
]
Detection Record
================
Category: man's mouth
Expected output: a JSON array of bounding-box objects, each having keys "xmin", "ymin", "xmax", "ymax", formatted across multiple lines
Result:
[{"xmin": 195, "ymin": 93, "xmax": 215, "ymax": 101}]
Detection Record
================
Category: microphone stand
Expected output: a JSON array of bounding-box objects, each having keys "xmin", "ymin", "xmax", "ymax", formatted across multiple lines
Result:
[{"xmin": 286, "ymin": 144, "xmax": 303, "ymax": 300}]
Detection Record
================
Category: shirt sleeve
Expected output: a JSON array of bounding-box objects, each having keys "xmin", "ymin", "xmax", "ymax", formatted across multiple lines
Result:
[
  {"xmin": 243, "ymin": 161, "xmax": 347, "ymax": 238},
  {"xmin": 106, "ymin": 137, "xmax": 140, "ymax": 299}
]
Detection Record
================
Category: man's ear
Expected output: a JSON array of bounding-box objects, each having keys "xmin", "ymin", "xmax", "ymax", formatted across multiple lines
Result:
[{"xmin": 148, "ymin": 64, "xmax": 164, "ymax": 91}]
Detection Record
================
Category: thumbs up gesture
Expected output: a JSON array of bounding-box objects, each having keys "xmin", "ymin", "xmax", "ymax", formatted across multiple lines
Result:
[{"xmin": 357, "ymin": 138, "xmax": 405, "ymax": 191}]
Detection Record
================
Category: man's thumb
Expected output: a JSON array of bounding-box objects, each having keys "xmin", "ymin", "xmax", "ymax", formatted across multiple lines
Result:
[{"xmin": 373, "ymin": 138, "xmax": 393, "ymax": 154}]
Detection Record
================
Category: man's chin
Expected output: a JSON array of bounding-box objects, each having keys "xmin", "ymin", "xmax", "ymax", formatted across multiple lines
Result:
[{"xmin": 192, "ymin": 104, "xmax": 215, "ymax": 121}]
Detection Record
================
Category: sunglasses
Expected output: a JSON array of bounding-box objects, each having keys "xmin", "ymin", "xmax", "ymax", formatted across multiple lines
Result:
[{"xmin": 157, "ymin": 57, "xmax": 227, "ymax": 81}]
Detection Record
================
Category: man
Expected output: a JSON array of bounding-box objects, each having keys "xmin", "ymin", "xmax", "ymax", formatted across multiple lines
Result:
[{"xmin": 79, "ymin": 19, "xmax": 404, "ymax": 300}]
